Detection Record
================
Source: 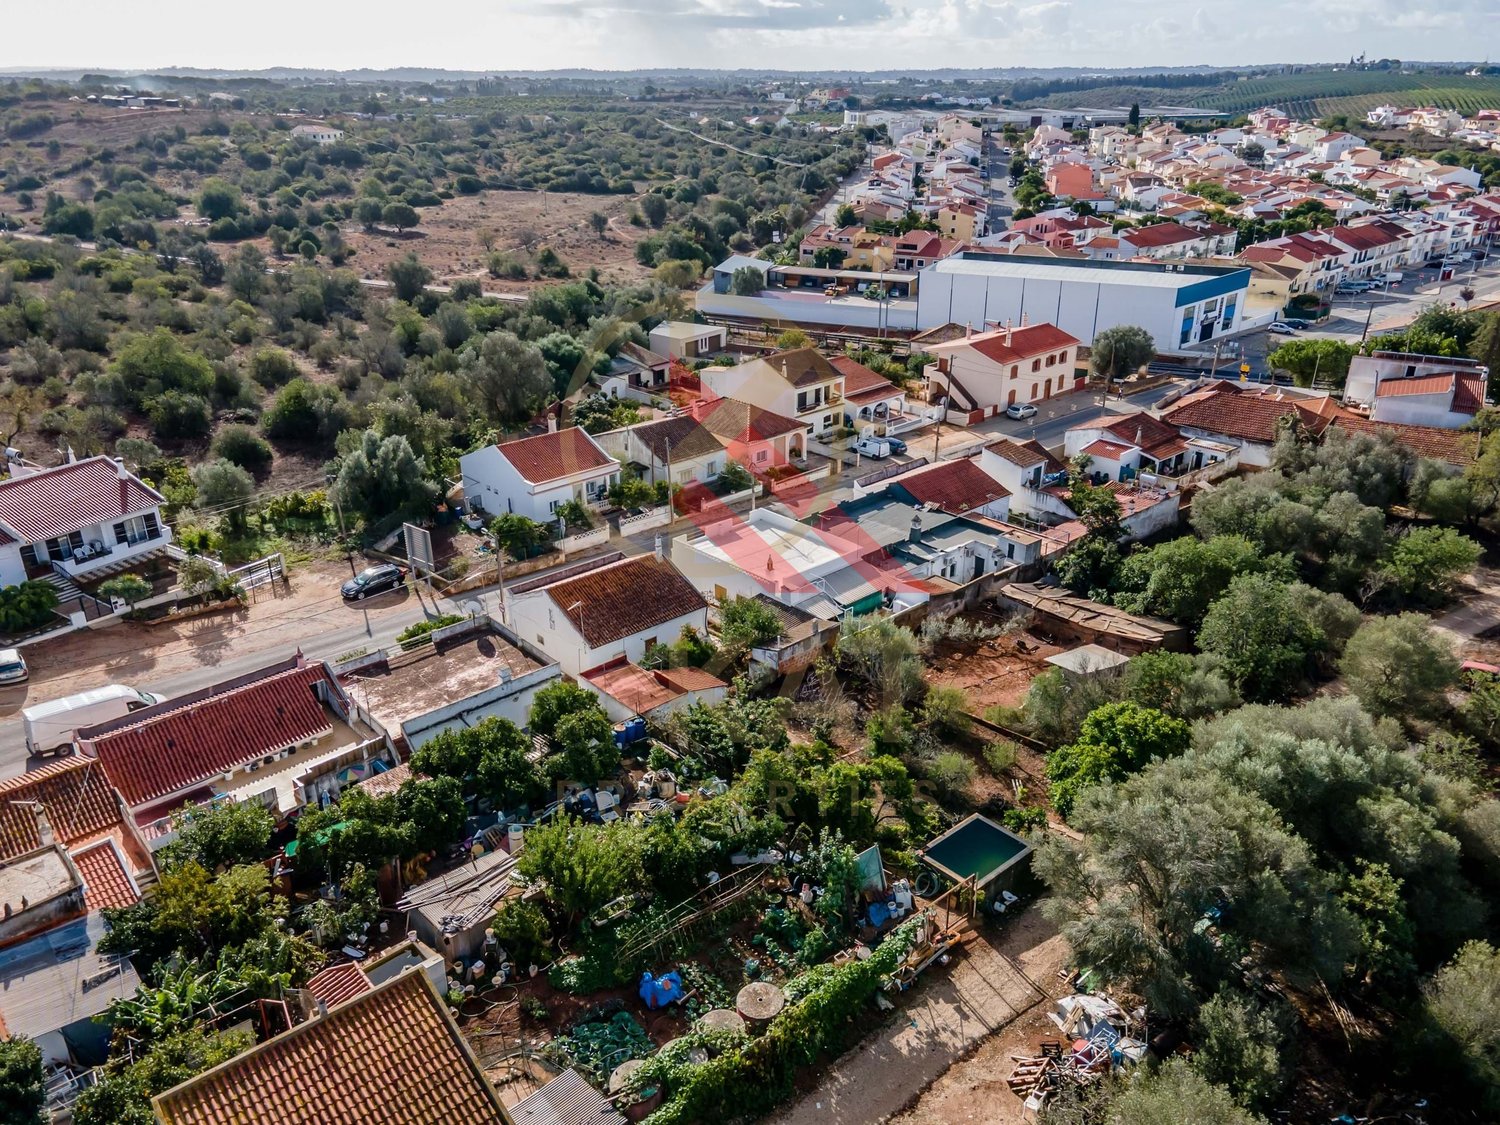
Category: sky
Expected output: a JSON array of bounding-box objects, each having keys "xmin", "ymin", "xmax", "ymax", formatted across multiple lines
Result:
[{"xmin": 5, "ymin": 0, "xmax": 1495, "ymax": 73}]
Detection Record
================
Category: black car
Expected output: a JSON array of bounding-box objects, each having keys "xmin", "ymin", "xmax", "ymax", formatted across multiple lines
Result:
[{"xmin": 341, "ymin": 563, "xmax": 405, "ymax": 601}]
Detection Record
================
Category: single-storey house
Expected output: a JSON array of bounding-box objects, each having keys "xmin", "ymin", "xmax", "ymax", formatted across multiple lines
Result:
[{"xmin": 460, "ymin": 426, "xmax": 621, "ymax": 522}]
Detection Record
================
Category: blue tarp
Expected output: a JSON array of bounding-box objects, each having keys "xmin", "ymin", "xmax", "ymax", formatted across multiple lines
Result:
[
  {"xmin": 866, "ymin": 901, "xmax": 892, "ymax": 929},
  {"xmin": 639, "ymin": 970, "xmax": 684, "ymax": 1009}
]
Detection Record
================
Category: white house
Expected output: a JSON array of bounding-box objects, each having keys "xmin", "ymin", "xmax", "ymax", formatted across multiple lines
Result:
[
  {"xmin": 290, "ymin": 124, "xmax": 345, "ymax": 145},
  {"xmin": 924, "ymin": 323, "xmax": 1083, "ymax": 421},
  {"xmin": 504, "ymin": 552, "xmax": 710, "ymax": 678},
  {"xmin": 1344, "ymin": 351, "xmax": 1490, "ymax": 429},
  {"xmin": 0, "ymin": 454, "xmax": 173, "ymax": 590},
  {"xmin": 460, "ymin": 427, "xmax": 621, "ymax": 522},
  {"xmin": 594, "ymin": 414, "xmax": 726, "ymax": 489},
  {"xmin": 649, "ymin": 321, "xmax": 728, "ymax": 361},
  {"xmin": 700, "ymin": 347, "xmax": 848, "ymax": 438}
]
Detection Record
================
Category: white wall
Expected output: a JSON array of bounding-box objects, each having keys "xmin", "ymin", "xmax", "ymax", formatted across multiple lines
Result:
[
  {"xmin": 0, "ymin": 544, "xmax": 28, "ymax": 588},
  {"xmin": 508, "ymin": 590, "xmax": 709, "ymax": 678}
]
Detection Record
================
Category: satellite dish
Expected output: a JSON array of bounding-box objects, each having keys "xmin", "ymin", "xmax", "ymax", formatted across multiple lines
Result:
[{"xmin": 461, "ymin": 599, "xmax": 484, "ymax": 618}]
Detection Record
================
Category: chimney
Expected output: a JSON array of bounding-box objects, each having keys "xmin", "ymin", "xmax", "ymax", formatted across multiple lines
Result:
[
  {"xmin": 909, "ymin": 514, "xmax": 923, "ymax": 544},
  {"xmin": 965, "ymin": 322, "xmax": 973, "ymax": 339},
  {"xmin": 1135, "ymin": 426, "xmax": 1143, "ymax": 446},
  {"xmin": 31, "ymin": 804, "xmax": 54, "ymax": 848},
  {"xmin": 547, "ymin": 412, "xmax": 558, "ymax": 434},
  {"xmin": 1004, "ymin": 320, "xmax": 1014, "ymax": 347},
  {"xmin": 117, "ymin": 456, "xmax": 131, "ymax": 513},
  {"xmin": 654, "ymin": 533, "xmax": 666, "ymax": 563}
]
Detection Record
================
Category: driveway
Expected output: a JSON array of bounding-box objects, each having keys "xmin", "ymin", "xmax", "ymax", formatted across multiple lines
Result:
[
  {"xmin": 766, "ymin": 907, "xmax": 1065, "ymax": 1125},
  {"xmin": 1432, "ymin": 567, "xmax": 1500, "ymax": 653}
]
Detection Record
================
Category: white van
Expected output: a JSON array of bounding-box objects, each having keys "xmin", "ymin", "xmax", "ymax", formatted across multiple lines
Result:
[{"xmin": 23, "ymin": 684, "xmax": 161, "ymax": 757}]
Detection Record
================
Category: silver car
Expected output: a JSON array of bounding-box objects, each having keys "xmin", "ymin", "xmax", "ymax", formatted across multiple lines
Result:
[{"xmin": 0, "ymin": 648, "xmax": 28, "ymax": 684}]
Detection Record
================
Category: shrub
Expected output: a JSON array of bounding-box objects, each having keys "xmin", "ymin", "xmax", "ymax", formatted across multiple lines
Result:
[
  {"xmin": 146, "ymin": 391, "xmax": 213, "ymax": 441},
  {"xmin": 0, "ymin": 581, "xmax": 60, "ymax": 634},
  {"xmin": 396, "ymin": 614, "xmax": 464, "ymax": 644},
  {"xmin": 247, "ymin": 347, "xmax": 300, "ymax": 388},
  {"xmin": 925, "ymin": 750, "xmax": 977, "ymax": 801},
  {"xmin": 212, "ymin": 425, "xmax": 274, "ymax": 473},
  {"xmin": 984, "ymin": 739, "xmax": 1020, "ymax": 774}
]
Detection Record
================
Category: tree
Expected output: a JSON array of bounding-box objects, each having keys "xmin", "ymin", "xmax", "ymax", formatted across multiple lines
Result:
[
  {"xmin": 113, "ymin": 328, "xmax": 214, "ymax": 408},
  {"xmin": 1128, "ymin": 102, "xmax": 1141, "ymax": 128},
  {"xmin": 386, "ymin": 253, "xmax": 432, "ymax": 302},
  {"xmin": 654, "ymin": 259, "xmax": 702, "ymax": 288},
  {"xmin": 490, "ymin": 513, "xmax": 554, "ymax": 558},
  {"xmin": 1108, "ymin": 1059, "xmax": 1268, "ymax": 1125},
  {"xmin": 552, "ymin": 708, "xmax": 619, "ymax": 784},
  {"xmin": 490, "ymin": 900, "xmax": 553, "ymax": 970},
  {"xmin": 1460, "ymin": 285, "xmax": 1477, "ymax": 308},
  {"xmin": 1267, "ymin": 337, "xmax": 1355, "ymax": 389},
  {"xmin": 834, "ymin": 203, "xmax": 857, "ymax": 227},
  {"xmin": 354, "ymin": 197, "xmax": 384, "ymax": 230},
  {"xmin": 1423, "ymin": 941, "xmax": 1500, "ymax": 1114},
  {"xmin": 1191, "ymin": 989, "xmax": 1291, "ymax": 1111},
  {"xmin": 461, "ymin": 331, "xmax": 553, "ymax": 424},
  {"xmin": 836, "ymin": 616, "xmax": 923, "ymax": 706},
  {"xmin": 99, "ymin": 573, "xmax": 152, "ymax": 609},
  {"xmin": 1198, "ymin": 575, "xmax": 1325, "ymax": 702},
  {"xmin": 157, "ymin": 801, "xmax": 274, "ymax": 873},
  {"xmin": 1047, "ymin": 701, "xmax": 1190, "ymax": 817},
  {"xmin": 529, "ymin": 679, "xmax": 604, "ymax": 742},
  {"xmin": 776, "ymin": 328, "xmax": 811, "ymax": 350},
  {"xmin": 412, "ymin": 717, "xmax": 547, "ymax": 810},
  {"xmin": 191, "ymin": 459, "xmax": 255, "ymax": 532},
  {"xmin": 0, "ymin": 1037, "xmax": 46, "ymax": 1125},
  {"xmin": 719, "ymin": 595, "xmax": 782, "ymax": 654},
  {"xmin": 146, "ymin": 392, "xmax": 213, "ymax": 442},
  {"xmin": 515, "ymin": 817, "xmax": 644, "ymax": 926},
  {"xmin": 73, "ymin": 1027, "xmax": 251, "ymax": 1125},
  {"xmin": 248, "ymin": 347, "xmax": 299, "ymax": 388},
  {"xmin": 1055, "ymin": 479, "xmax": 1124, "ymax": 594},
  {"xmin": 1113, "ymin": 535, "xmax": 1290, "ymax": 628},
  {"xmin": 334, "ymin": 430, "xmax": 439, "ymax": 523},
  {"xmin": 1339, "ymin": 613, "xmax": 1460, "ymax": 720},
  {"xmin": 1378, "ymin": 525, "xmax": 1481, "ymax": 608},
  {"xmin": 729, "ymin": 265, "xmax": 765, "ymax": 296},
  {"xmin": 640, "ymin": 193, "xmax": 669, "ymax": 227},
  {"xmin": 1089, "ymin": 325, "xmax": 1156, "ymax": 388},
  {"xmin": 195, "ymin": 179, "xmax": 242, "ymax": 222},
  {"xmin": 380, "ymin": 201, "xmax": 419, "ymax": 233},
  {"xmin": 588, "ymin": 211, "xmax": 608, "ymax": 238}
]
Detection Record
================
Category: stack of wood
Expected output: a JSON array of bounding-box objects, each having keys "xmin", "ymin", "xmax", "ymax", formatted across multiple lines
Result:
[{"xmin": 1006, "ymin": 1041, "xmax": 1066, "ymax": 1101}]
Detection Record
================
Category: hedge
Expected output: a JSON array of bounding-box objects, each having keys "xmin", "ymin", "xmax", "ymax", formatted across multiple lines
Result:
[{"xmin": 638, "ymin": 915, "xmax": 922, "ymax": 1124}]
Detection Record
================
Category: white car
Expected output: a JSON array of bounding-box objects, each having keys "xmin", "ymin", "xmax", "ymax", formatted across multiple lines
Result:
[
  {"xmin": 1005, "ymin": 403, "xmax": 1038, "ymax": 420},
  {"xmin": 0, "ymin": 648, "xmax": 27, "ymax": 684},
  {"xmin": 1268, "ymin": 321, "xmax": 1297, "ymax": 335}
]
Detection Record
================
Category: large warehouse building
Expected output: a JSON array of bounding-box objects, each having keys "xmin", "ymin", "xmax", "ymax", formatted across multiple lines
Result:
[
  {"xmin": 697, "ymin": 252, "xmax": 1252, "ymax": 352},
  {"xmin": 914, "ymin": 254, "xmax": 1252, "ymax": 351}
]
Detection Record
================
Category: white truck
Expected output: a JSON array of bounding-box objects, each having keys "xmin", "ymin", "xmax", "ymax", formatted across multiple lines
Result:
[
  {"xmin": 855, "ymin": 436, "xmax": 892, "ymax": 460},
  {"xmin": 23, "ymin": 684, "xmax": 161, "ymax": 757}
]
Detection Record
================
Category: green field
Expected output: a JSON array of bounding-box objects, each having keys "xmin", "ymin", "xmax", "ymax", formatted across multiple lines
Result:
[{"xmin": 1033, "ymin": 71, "xmax": 1500, "ymax": 123}]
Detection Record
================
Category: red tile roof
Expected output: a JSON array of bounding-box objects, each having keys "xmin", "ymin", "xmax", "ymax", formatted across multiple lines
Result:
[
  {"xmin": 71, "ymin": 840, "xmax": 139, "ymax": 912},
  {"xmin": 497, "ymin": 428, "xmax": 615, "ymax": 485},
  {"xmin": 1374, "ymin": 373, "xmax": 1457, "ymax": 398},
  {"xmin": 828, "ymin": 356, "xmax": 901, "ymax": 403},
  {"xmin": 1163, "ymin": 386, "xmax": 1330, "ymax": 445},
  {"xmin": 985, "ymin": 437, "xmax": 1061, "ymax": 471},
  {"xmin": 1328, "ymin": 417, "xmax": 1480, "ymax": 466},
  {"xmin": 1081, "ymin": 439, "xmax": 1134, "ymax": 460},
  {"xmin": 304, "ymin": 962, "xmax": 373, "ymax": 1008},
  {"xmin": 755, "ymin": 347, "xmax": 846, "ymax": 389},
  {"xmin": 1454, "ymin": 372, "xmax": 1488, "ymax": 414},
  {"xmin": 153, "ymin": 971, "xmax": 507, "ymax": 1125},
  {"xmin": 1101, "ymin": 414, "xmax": 1186, "ymax": 459},
  {"xmin": 0, "ymin": 758, "xmax": 125, "ymax": 862},
  {"xmin": 0, "ymin": 457, "xmax": 163, "ymax": 545},
  {"xmin": 697, "ymin": 399, "xmax": 806, "ymax": 444},
  {"xmin": 81, "ymin": 662, "xmax": 339, "ymax": 809},
  {"xmin": 624, "ymin": 415, "xmax": 724, "ymax": 464},
  {"xmin": 1121, "ymin": 222, "xmax": 1202, "ymax": 248},
  {"xmin": 891, "ymin": 459, "xmax": 1010, "ymax": 514},
  {"xmin": 543, "ymin": 555, "xmax": 706, "ymax": 649},
  {"xmin": 937, "ymin": 323, "xmax": 1080, "ymax": 366}
]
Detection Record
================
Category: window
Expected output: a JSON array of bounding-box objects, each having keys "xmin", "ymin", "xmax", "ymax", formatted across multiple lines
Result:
[
  {"xmin": 548, "ymin": 499, "xmax": 561, "ymax": 512},
  {"xmin": 755, "ymin": 449, "xmax": 769, "ymax": 464},
  {"xmin": 1031, "ymin": 359, "xmax": 1041, "ymax": 372},
  {"xmin": 1045, "ymin": 354, "xmax": 1055, "ymax": 367},
  {"xmin": 1010, "ymin": 366, "xmax": 1018, "ymax": 379},
  {"xmin": 20, "ymin": 544, "xmax": 38, "ymax": 568}
]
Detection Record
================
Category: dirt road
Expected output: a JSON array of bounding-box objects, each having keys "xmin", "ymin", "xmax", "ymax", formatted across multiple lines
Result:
[{"xmin": 767, "ymin": 907, "xmax": 1067, "ymax": 1125}]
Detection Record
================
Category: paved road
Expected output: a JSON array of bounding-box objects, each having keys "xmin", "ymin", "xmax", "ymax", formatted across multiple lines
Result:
[{"xmin": 0, "ymin": 584, "xmax": 442, "ymax": 781}]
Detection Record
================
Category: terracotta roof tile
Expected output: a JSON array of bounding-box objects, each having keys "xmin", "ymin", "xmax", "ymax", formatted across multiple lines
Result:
[
  {"xmin": 1081, "ymin": 439, "xmax": 1135, "ymax": 459},
  {"xmin": 1163, "ymin": 386, "xmax": 1329, "ymax": 445},
  {"xmin": 81, "ymin": 662, "xmax": 339, "ymax": 809},
  {"xmin": 985, "ymin": 438, "xmax": 1064, "ymax": 473},
  {"xmin": 625, "ymin": 415, "xmax": 724, "ymax": 464},
  {"xmin": 1329, "ymin": 417, "xmax": 1481, "ymax": 466},
  {"xmin": 1374, "ymin": 373, "xmax": 1457, "ymax": 398},
  {"xmin": 751, "ymin": 347, "xmax": 846, "ymax": 389},
  {"xmin": 890, "ymin": 459, "xmax": 1010, "ymax": 514},
  {"xmin": 305, "ymin": 962, "xmax": 373, "ymax": 1008},
  {"xmin": 543, "ymin": 555, "xmax": 706, "ymax": 649},
  {"xmin": 153, "ymin": 971, "xmax": 507, "ymax": 1125},
  {"xmin": 934, "ymin": 323, "xmax": 1080, "ymax": 366},
  {"xmin": 1121, "ymin": 222, "xmax": 1202, "ymax": 248},
  {"xmin": 71, "ymin": 840, "xmax": 139, "ymax": 912},
  {"xmin": 828, "ymin": 356, "xmax": 900, "ymax": 403},
  {"xmin": 0, "ymin": 758, "xmax": 124, "ymax": 862},
  {"xmin": 0, "ymin": 456, "xmax": 163, "ymax": 545},
  {"xmin": 697, "ymin": 399, "xmax": 805, "ymax": 444},
  {"xmin": 497, "ymin": 429, "xmax": 615, "ymax": 485}
]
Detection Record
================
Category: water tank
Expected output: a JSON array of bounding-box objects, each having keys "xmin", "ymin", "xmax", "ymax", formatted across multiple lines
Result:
[{"xmin": 506, "ymin": 822, "xmax": 525, "ymax": 854}]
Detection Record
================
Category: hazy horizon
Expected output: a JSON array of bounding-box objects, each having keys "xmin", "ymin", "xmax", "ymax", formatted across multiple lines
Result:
[{"xmin": 5, "ymin": 0, "xmax": 1493, "ymax": 76}]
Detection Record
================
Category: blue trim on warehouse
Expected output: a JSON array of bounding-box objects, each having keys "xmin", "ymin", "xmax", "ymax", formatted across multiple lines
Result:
[{"xmin": 1175, "ymin": 269, "xmax": 1252, "ymax": 308}]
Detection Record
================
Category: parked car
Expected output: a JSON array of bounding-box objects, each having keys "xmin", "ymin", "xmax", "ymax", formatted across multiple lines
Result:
[
  {"xmin": 1005, "ymin": 402, "xmax": 1038, "ymax": 420},
  {"xmin": 0, "ymin": 648, "xmax": 27, "ymax": 685},
  {"xmin": 854, "ymin": 436, "xmax": 892, "ymax": 459},
  {"xmin": 1268, "ymin": 321, "xmax": 1298, "ymax": 335},
  {"xmin": 23, "ymin": 684, "xmax": 161, "ymax": 757},
  {"xmin": 341, "ymin": 563, "xmax": 406, "ymax": 601},
  {"xmin": 885, "ymin": 436, "xmax": 908, "ymax": 455}
]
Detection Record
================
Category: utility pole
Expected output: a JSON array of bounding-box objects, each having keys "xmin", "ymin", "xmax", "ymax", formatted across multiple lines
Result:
[{"xmin": 1360, "ymin": 301, "xmax": 1375, "ymax": 343}]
